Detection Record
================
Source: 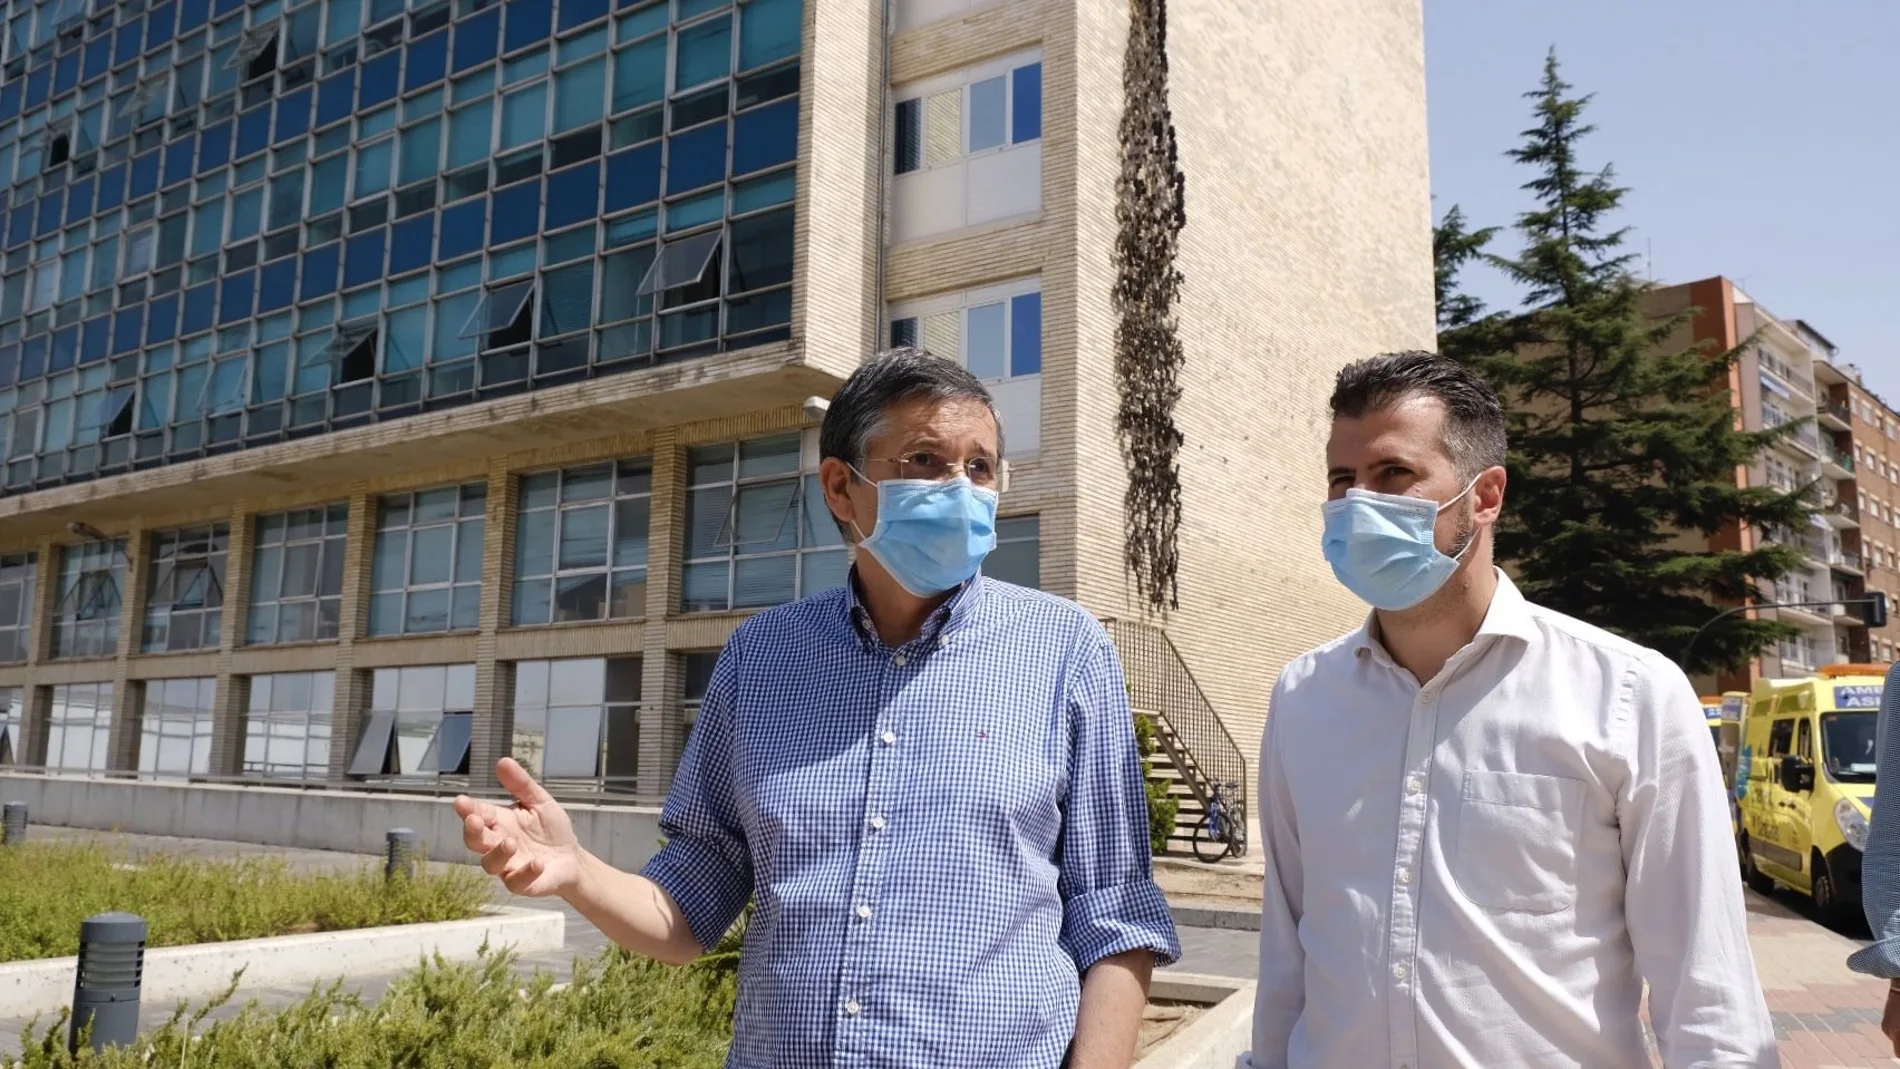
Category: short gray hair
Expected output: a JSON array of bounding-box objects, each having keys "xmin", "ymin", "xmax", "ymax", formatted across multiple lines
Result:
[{"xmin": 818, "ymin": 347, "xmax": 1003, "ymax": 466}]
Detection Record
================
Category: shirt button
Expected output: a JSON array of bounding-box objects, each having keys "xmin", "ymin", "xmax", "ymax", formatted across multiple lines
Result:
[
  {"xmin": 893, "ymin": 652, "xmax": 908, "ymax": 667},
  {"xmin": 1397, "ymin": 868, "xmax": 1411, "ymax": 884},
  {"xmin": 855, "ymin": 904, "xmax": 873, "ymax": 920},
  {"xmin": 869, "ymin": 815, "xmax": 887, "ymax": 830},
  {"xmin": 1393, "ymin": 963, "xmax": 1408, "ymax": 981},
  {"xmin": 844, "ymin": 999, "xmax": 861, "ymax": 1016},
  {"xmin": 880, "ymin": 730, "xmax": 896, "ymax": 746},
  {"xmin": 1406, "ymin": 777, "xmax": 1423, "ymax": 794}
]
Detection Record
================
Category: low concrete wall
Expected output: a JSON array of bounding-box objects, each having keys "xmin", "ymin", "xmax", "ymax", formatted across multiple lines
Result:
[
  {"xmin": 0, "ymin": 776, "xmax": 664, "ymax": 870},
  {"xmin": 1139, "ymin": 972, "xmax": 1256, "ymax": 1069},
  {"xmin": 1, "ymin": 906, "xmax": 564, "ymax": 1020}
]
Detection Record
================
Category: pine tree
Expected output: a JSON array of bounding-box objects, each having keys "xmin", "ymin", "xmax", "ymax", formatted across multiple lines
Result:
[{"xmin": 1438, "ymin": 51, "xmax": 1814, "ymax": 674}]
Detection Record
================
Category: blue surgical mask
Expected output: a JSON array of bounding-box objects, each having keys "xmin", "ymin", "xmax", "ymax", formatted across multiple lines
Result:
[
  {"xmin": 1321, "ymin": 477, "xmax": 1481, "ymax": 611},
  {"xmin": 852, "ymin": 473, "xmax": 999, "ymax": 597}
]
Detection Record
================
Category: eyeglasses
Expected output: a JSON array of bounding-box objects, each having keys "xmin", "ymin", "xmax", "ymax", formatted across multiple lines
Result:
[{"xmin": 864, "ymin": 452, "xmax": 1003, "ymax": 489}]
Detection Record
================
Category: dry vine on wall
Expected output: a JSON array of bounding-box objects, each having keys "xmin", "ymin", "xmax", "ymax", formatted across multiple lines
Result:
[{"xmin": 1113, "ymin": 0, "xmax": 1187, "ymax": 612}]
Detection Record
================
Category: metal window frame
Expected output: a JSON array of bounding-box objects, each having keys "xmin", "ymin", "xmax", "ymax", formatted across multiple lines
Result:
[
  {"xmin": 249, "ymin": 512, "xmax": 346, "ymax": 645},
  {"xmin": 513, "ymin": 460, "xmax": 653, "ymax": 625},
  {"xmin": 681, "ymin": 439, "xmax": 839, "ymax": 611},
  {"xmin": 634, "ymin": 229, "xmax": 720, "ymax": 297},
  {"xmin": 373, "ymin": 482, "xmax": 484, "ymax": 636}
]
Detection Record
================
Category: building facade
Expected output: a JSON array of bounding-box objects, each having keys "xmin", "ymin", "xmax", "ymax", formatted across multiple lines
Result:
[
  {"xmin": 0, "ymin": 0, "xmax": 1433, "ymax": 802},
  {"xmin": 1820, "ymin": 357, "xmax": 1900, "ymax": 665}
]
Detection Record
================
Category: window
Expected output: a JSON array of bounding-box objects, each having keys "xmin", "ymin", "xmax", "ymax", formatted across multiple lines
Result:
[
  {"xmin": 0, "ymin": 553, "xmax": 36, "ymax": 664},
  {"xmin": 46, "ymin": 682, "xmax": 114, "ymax": 773},
  {"xmin": 459, "ymin": 279, "xmax": 535, "ymax": 349},
  {"xmin": 634, "ymin": 230, "xmax": 720, "ymax": 299},
  {"xmin": 893, "ymin": 57, "xmax": 1041, "ymax": 175},
  {"xmin": 1797, "ymin": 717, "xmax": 1813, "ymax": 762},
  {"xmin": 143, "ymin": 524, "xmax": 229, "ymax": 652},
  {"xmin": 511, "ymin": 656, "xmax": 640, "ymax": 791},
  {"xmin": 681, "ymin": 651, "xmax": 718, "ymax": 730},
  {"xmin": 682, "ymin": 433, "xmax": 847, "ymax": 612},
  {"xmin": 986, "ymin": 516, "xmax": 1041, "ymax": 589},
  {"xmin": 52, "ymin": 539, "xmax": 127, "ymax": 659},
  {"xmin": 242, "ymin": 671, "xmax": 336, "ymax": 782},
  {"xmin": 889, "ymin": 280, "xmax": 1041, "ymax": 382},
  {"xmin": 248, "ymin": 505, "xmax": 349, "ymax": 645},
  {"xmin": 513, "ymin": 459, "xmax": 650, "ymax": 625},
  {"xmin": 348, "ymin": 664, "xmax": 475, "ymax": 777},
  {"xmin": 370, "ymin": 482, "xmax": 485, "ymax": 635},
  {"xmin": 232, "ymin": 25, "xmax": 281, "ymax": 82},
  {"xmin": 138, "ymin": 677, "xmax": 216, "ymax": 779},
  {"xmin": 1768, "ymin": 718, "xmax": 1794, "ymax": 758},
  {"xmin": 0, "ymin": 688, "xmax": 23, "ymax": 766}
]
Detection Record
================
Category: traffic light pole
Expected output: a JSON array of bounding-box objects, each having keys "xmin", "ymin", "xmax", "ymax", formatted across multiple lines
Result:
[{"xmin": 1680, "ymin": 592, "xmax": 1890, "ymax": 669}]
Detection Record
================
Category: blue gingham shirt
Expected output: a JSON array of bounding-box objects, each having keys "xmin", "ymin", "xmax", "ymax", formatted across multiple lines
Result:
[
  {"xmin": 1848, "ymin": 662, "xmax": 1900, "ymax": 978},
  {"xmin": 641, "ymin": 572, "xmax": 1181, "ymax": 1069}
]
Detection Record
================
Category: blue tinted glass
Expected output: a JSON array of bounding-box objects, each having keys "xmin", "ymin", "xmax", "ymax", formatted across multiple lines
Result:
[
  {"xmin": 360, "ymin": 52, "xmax": 401, "ymax": 109},
  {"xmin": 180, "ymin": 0, "xmax": 210, "ymax": 32},
  {"xmin": 438, "ymin": 201, "xmax": 485, "ymax": 261},
  {"xmin": 554, "ymin": 57, "xmax": 607, "ymax": 132},
  {"xmin": 389, "ymin": 216, "xmax": 433, "ymax": 275},
  {"xmin": 317, "ymin": 72, "xmax": 355, "ymax": 128},
  {"xmin": 199, "ymin": 122, "xmax": 234, "ymax": 172},
  {"xmin": 490, "ymin": 182, "xmax": 540, "ymax": 244},
  {"xmin": 115, "ymin": 22, "xmax": 143, "ymax": 66},
  {"xmin": 20, "ymin": 339, "xmax": 45, "ymax": 380},
  {"xmin": 147, "ymin": 3, "xmax": 179, "ymax": 50},
  {"xmin": 603, "ymin": 142, "xmax": 661, "ymax": 211},
  {"xmin": 255, "ymin": 344, "xmax": 287, "ymax": 399},
  {"xmin": 739, "ymin": 0, "xmax": 799, "ymax": 70},
  {"xmin": 406, "ymin": 32, "xmax": 450, "ymax": 92},
  {"xmin": 131, "ymin": 151, "xmax": 162, "ymax": 198},
  {"xmin": 164, "ymin": 137, "xmax": 197, "ymax": 188},
  {"xmin": 82, "ymin": 318, "xmax": 111, "ymax": 364},
  {"xmin": 238, "ymin": 105, "xmax": 272, "ymax": 158},
  {"xmin": 230, "ymin": 189, "xmax": 264, "ymax": 240},
  {"xmin": 0, "ymin": 348, "xmax": 15, "ymax": 386},
  {"xmin": 454, "ymin": 9, "xmax": 500, "ymax": 71},
  {"xmin": 36, "ymin": 193, "xmax": 64, "ymax": 238},
  {"xmin": 24, "ymin": 66, "xmax": 49, "ymax": 110},
  {"xmin": 731, "ymin": 168, "xmax": 795, "ymax": 213},
  {"xmin": 612, "ymin": 35, "xmax": 665, "ymax": 112},
  {"xmin": 675, "ymin": 15, "xmax": 731, "ymax": 91},
  {"xmin": 344, "ymin": 230, "xmax": 386, "ymax": 289},
  {"xmin": 666, "ymin": 188, "xmax": 722, "ymax": 232},
  {"xmin": 544, "ymin": 163, "xmax": 600, "ymax": 230},
  {"xmin": 301, "ymin": 245, "xmax": 341, "ymax": 300},
  {"xmin": 731, "ymin": 97, "xmax": 795, "ymax": 177},
  {"xmin": 0, "ymin": 82, "xmax": 20, "ymax": 122},
  {"xmin": 1012, "ymin": 63, "xmax": 1041, "ymax": 142},
  {"xmin": 664, "ymin": 121, "xmax": 727, "ymax": 194},
  {"xmin": 3, "ymin": 207, "xmax": 27, "ymax": 249},
  {"xmin": 216, "ymin": 0, "xmax": 243, "ymax": 16},
  {"xmin": 54, "ymin": 52, "xmax": 79, "ymax": 96},
  {"xmin": 98, "ymin": 166, "xmax": 127, "ymax": 212},
  {"xmin": 504, "ymin": 0, "xmax": 553, "ymax": 53},
  {"xmin": 83, "ymin": 38, "xmax": 112, "ymax": 82},
  {"xmin": 276, "ymin": 88, "xmax": 314, "ymax": 143},
  {"xmin": 114, "ymin": 306, "xmax": 147, "ymax": 354},
  {"xmin": 65, "ymin": 179, "xmax": 95, "ymax": 226},
  {"xmin": 220, "ymin": 270, "xmax": 256, "ymax": 325},
  {"xmin": 146, "ymin": 295, "xmax": 181, "ymax": 344},
  {"xmin": 1010, "ymin": 292, "xmax": 1041, "ymax": 375},
  {"xmin": 259, "ymin": 259, "xmax": 297, "ymax": 313},
  {"xmin": 183, "ymin": 283, "xmax": 217, "ymax": 334},
  {"xmin": 562, "ymin": 0, "xmax": 610, "ymax": 31},
  {"xmin": 49, "ymin": 329, "xmax": 77, "ymax": 373}
]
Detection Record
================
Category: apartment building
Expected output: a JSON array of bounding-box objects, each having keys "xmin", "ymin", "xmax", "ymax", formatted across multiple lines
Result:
[
  {"xmin": 1817, "ymin": 354, "xmax": 1900, "ymax": 664},
  {"xmin": 0, "ymin": 0, "xmax": 1435, "ymax": 810}
]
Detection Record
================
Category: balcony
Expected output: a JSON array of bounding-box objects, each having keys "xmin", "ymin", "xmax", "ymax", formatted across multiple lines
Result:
[
  {"xmin": 1823, "ymin": 443, "xmax": 1856, "ymax": 480},
  {"xmin": 1832, "ymin": 550, "xmax": 1865, "ymax": 575},
  {"xmin": 1821, "ymin": 396, "xmax": 1853, "ymax": 432},
  {"xmin": 1824, "ymin": 496, "xmax": 1861, "ymax": 528}
]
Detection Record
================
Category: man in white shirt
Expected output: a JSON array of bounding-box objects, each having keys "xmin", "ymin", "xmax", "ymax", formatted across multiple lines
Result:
[{"xmin": 1244, "ymin": 351, "xmax": 1778, "ymax": 1069}]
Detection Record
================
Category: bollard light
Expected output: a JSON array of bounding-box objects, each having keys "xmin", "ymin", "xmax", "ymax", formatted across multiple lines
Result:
[
  {"xmin": 1, "ymin": 801, "xmax": 25, "ymax": 846},
  {"xmin": 385, "ymin": 827, "xmax": 419, "ymax": 882},
  {"xmin": 69, "ymin": 911, "xmax": 146, "ymax": 1053}
]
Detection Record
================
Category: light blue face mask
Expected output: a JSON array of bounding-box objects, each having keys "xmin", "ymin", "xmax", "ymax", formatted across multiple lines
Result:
[
  {"xmin": 1321, "ymin": 477, "xmax": 1481, "ymax": 611},
  {"xmin": 852, "ymin": 473, "xmax": 999, "ymax": 597}
]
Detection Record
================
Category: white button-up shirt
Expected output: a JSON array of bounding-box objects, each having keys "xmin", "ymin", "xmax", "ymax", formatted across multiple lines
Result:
[{"xmin": 1246, "ymin": 573, "xmax": 1777, "ymax": 1069}]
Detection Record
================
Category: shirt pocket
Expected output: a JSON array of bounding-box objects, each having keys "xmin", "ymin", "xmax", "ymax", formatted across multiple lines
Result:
[{"xmin": 1448, "ymin": 769, "xmax": 1585, "ymax": 914}]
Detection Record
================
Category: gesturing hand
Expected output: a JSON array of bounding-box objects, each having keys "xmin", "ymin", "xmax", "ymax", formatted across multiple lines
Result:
[{"xmin": 453, "ymin": 757, "xmax": 585, "ymax": 898}]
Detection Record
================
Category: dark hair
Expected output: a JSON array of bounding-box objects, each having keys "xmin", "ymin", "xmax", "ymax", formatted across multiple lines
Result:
[
  {"xmin": 819, "ymin": 347, "xmax": 1002, "ymax": 465},
  {"xmin": 1330, "ymin": 351, "xmax": 1506, "ymax": 480}
]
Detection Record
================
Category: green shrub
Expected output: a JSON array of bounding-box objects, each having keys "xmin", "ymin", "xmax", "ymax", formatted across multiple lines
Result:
[
  {"xmin": 6, "ymin": 941, "xmax": 741, "ymax": 1069},
  {"xmin": 1132, "ymin": 711, "xmax": 1179, "ymax": 856},
  {"xmin": 0, "ymin": 841, "xmax": 491, "ymax": 964}
]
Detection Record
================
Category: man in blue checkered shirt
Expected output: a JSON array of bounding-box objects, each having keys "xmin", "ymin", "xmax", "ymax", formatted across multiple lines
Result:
[{"xmin": 455, "ymin": 349, "xmax": 1181, "ymax": 1069}]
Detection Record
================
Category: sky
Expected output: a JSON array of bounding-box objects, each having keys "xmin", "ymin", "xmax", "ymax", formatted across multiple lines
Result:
[{"xmin": 1423, "ymin": 0, "xmax": 1900, "ymax": 406}]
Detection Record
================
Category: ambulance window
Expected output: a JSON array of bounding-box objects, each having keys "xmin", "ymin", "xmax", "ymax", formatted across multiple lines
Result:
[
  {"xmin": 1768, "ymin": 719, "xmax": 1795, "ymax": 757},
  {"xmin": 1797, "ymin": 718, "xmax": 1813, "ymax": 761}
]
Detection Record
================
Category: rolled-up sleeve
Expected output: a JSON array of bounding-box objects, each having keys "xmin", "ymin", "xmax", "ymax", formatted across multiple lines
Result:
[
  {"xmin": 1849, "ymin": 662, "xmax": 1900, "ymax": 978},
  {"xmin": 1056, "ymin": 630, "xmax": 1183, "ymax": 972},
  {"xmin": 639, "ymin": 639, "xmax": 753, "ymax": 953}
]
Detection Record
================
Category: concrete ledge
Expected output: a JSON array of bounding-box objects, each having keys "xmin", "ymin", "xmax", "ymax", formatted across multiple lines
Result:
[
  {"xmin": 1169, "ymin": 899, "xmax": 1262, "ymax": 932},
  {"xmin": 0, "ymin": 775, "xmax": 664, "ymax": 871},
  {"xmin": 0, "ymin": 906, "xmax": 564, "ymax": 1021},
  {"xmin": 1139, "ymin": 972, "xmax": 1256, "ymax": 1069}
]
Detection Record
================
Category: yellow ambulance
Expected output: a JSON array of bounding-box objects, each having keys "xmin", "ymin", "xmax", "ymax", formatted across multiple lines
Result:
[{"xmin": 1735, "ymin": 665, "xmax": 1882, "ymax": 926}]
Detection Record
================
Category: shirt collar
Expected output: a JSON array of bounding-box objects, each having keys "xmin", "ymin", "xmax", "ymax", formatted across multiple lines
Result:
[
  {"xmin": 841, "ymin": 567, "xmax": 988, "ymax": 649},
  {"xmin": 1352, "ymin": 568, "xmax": 1539, "ymax": 659}
]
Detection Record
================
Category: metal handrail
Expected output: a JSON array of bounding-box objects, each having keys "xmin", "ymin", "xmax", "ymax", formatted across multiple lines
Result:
[{"xmin": 1102, "ymin": 618, "xmax": 1249, "ymax": 826}]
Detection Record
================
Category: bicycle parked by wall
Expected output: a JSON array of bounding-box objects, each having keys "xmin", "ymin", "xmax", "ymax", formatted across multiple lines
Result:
[{"xmin": 1192, "ymin": 780, "xmax": 1247, "ymax": 863}]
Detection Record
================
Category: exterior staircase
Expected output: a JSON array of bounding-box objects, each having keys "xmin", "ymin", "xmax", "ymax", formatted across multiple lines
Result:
[{"xmin": 1103, "ymin": 619, "xmax": 1249, "ymax": 858}]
